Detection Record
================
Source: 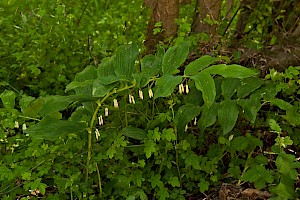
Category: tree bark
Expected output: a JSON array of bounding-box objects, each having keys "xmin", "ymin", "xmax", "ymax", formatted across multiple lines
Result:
[
  {"xmin": 144, "ymin": 0, "xmax": 179, "ymax": 54},
  {"xmin": 191, "ymin": 0, "xmax": 221, "ymax": 35}
]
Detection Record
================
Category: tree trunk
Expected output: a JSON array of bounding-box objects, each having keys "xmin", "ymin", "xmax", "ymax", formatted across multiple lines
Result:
[
  {"xmin": 144, "ymin": 0, "xmax": 179, "ymax": 54},
  {"xmin": 191, "ymin": 0, "xmax": 221, "ymax": 35}
]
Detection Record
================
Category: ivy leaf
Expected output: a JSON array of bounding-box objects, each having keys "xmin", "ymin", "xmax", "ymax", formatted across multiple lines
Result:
[
  {"xmin": 115, "ymin": 43, "xmax": 139, "ymax": 79},
  {"xmin": 174, "ymin": 104, "xmax": 201, "ymax": 135},
  {"xmin": 218, "ymin": 99, "xmax": 239, "ymax": 134},
  {"xmin": 268, "ymin": 119, "xmax": 282, "ymax": 133},
  {"xmin": 144, "ymin": 140, "xmax": 157, "ymax": 158},
  {"xmin": 185, "ymin": 153, "xmax": 201, "ymax": 170},
  {"xmin": 162, "ymin": 42, "xmax": 189, "ymax": 75},
  {"xmin": 157, "ymin": 187, "xmax": 169, "ymax": 200},
  {"xmin": 203, "ymin": 64, "xmax": 257, "ymax": 78},
  {"xmin": 191, "ymin": 72, "xmax": 216, "ymax": 107},
  {"xmin": 184, "ymin": 55, "xmax": 218, "ymax": 75},
  {"xmin": 107, "ymin": 146, "xmax": 116, "ymax": 159},
  {"xmin": 162, "ymin": 128, "xmax": 176, "ymax": 142},
  {"xmin": 168, "ymin": 177, "xmax": 180, "ymax": 187},
  {"xmin": 154, "ymin": 75, "xmax": 182, "ymax": 99},
  {"xmin": 149, "ymin": 174, "xmax": 164, "ymax": 189},
  {"xmin": 198, "ymin": 178, "xmax": 209, "ymax": 193},
  {"xmin": 25, "ymin": 117, "xmax": 87, "ymax": 140},
  {"xmin": 130, "ymin": 170, "xmax": 144, "ymax": 187}
]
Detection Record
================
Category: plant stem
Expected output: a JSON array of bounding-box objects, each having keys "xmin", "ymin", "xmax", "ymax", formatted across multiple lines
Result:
[
  {"xmin": 95, "ymin": 163, "xmax": 102, "ymax": 197},
  {"xmin": 85, "ymin": 83, "xmax": 136, "ymax": 181},
  {"xmin": 238, "ymin": 150, "xmax": 253, "ymax": 186}
]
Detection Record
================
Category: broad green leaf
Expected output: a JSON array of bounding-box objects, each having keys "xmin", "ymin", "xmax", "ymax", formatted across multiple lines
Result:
[
  {"xmin": 114, "ymin": 44, "xmax": 139, "ymax": 78},
  {"xmin": 269, "ymin": 98, "xmax": 293, "ymax": 110},
  {"xmin": 237, "ymin": 77, "xmax": 264, "ymax": 98},
  {"xmin": 191, "ymin": 72, "xmax": 216, "ymax": 107},
  {"xmin": 202, "ymin": 64, "xmax": 257, "ymax": 78},
  {"xmin": 92, "ymin": 80, "xmax": 116, "ymax": 97},
  {"xmin": 132, "ymin": 73, "xmax": 150, "ymax": 88},
  {"xmin": 121, "ymin": 127, "xmax": 147, "ymax": 140},
  {"xmin": 97, "ymin": 75, "xmax": 124, "ymax": 85},
  {"xmin": 250, "ymin": 83, "xmax": 278, "ymax": 101},
  {"xmin": 221, "ymin": 78, "xmax": 240, "ymax": 99},
  {"xmin": 154, "ymin": 75, "xmax": 182, "ymax": 99},
  {"xmin": 141, "ymin": 54, "xmax": 162, "ymax": 77},
  {"xmin": 174, "ymin": 104, "xmax": 201, "ymax": 135},
  {"xmin": 0, "ymin": 90, "xmax": 16, "ymax": 109},
  {"xmin": 237, "ymin": 97, "xmax": 261, "ymax": 123},
  {"xmin": 198, "ymin": 102, "xmax": 218, "ymax": 131},
  {"xmin": 25, "ymin": 117, "xmax": 87, "ymax": 140},
  {"xmin": 65, "ymin": 80, "xmax": 94, "ymax": 93},
  {"xmin": 218, "ymin": 99, "xmax": 239, "ymax": 134},
  {"xmin": 184, "ymin": 55, "xmax": 218, "ymax": 75},
  {"xmin": 162, "ymin": 42, "xmax": 189, "ymax": 75},
  {"xmin": 97, "ymin": 56, "xmax": 116, "ymax": 78},
  {"xmin": 74, "ymin": 65, "xmax": 97, "ymax": 95},
  {"xmin": 184, "ymin": 82, "xmax": 204, "ymax": 105},
  {"xmin": 39, "ymin": 95, "xmax": 95, "ymax": 117}
]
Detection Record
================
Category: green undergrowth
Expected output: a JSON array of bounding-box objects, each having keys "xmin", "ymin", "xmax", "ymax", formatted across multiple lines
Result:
[{"xmin": 0, "ymin": 43, "xmax": 300, "ymax": 199}]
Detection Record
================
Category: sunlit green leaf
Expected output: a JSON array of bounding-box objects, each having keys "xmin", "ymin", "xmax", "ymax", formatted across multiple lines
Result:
[
  {"xmin": 115, "ymin": 43, "xmax": 139, "ymax": 78},
  {"xmin": 141, "ymin": 54, "xmax": 162, "ymax": 77},
  {"xmin": 203, "ymin": 64, "xmax": 257, "ymax": 78},
  {"xmin": 162, "ymin": 42, "xmax": 189, "ymax": 75},
  {"xmin": 25, "ymin": 117, "xmax": 87, "ymax": 140},
  {"xmin": 191, "ymin": 72, "xmax": 216, "ymax": 107},
  {"xmin": 184, "ymin": 55, "xmax": 218, "ymax": 75},
  {"xmin": 154, "ymin": 75, "xmax": 182, "ymax": 99},
  {"xmin": 218, "ymin": 99, "xmax": 239, "ymax": 134}
]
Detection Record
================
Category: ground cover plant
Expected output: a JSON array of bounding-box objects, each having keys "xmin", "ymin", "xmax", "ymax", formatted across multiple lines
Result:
[
  {"xmin": 1, "ymin": 0, "xmax": 300, "ymax": 199},
  {"xmin": 1, "ymin": 42, "xmax": 300, "ymax": 199}
]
